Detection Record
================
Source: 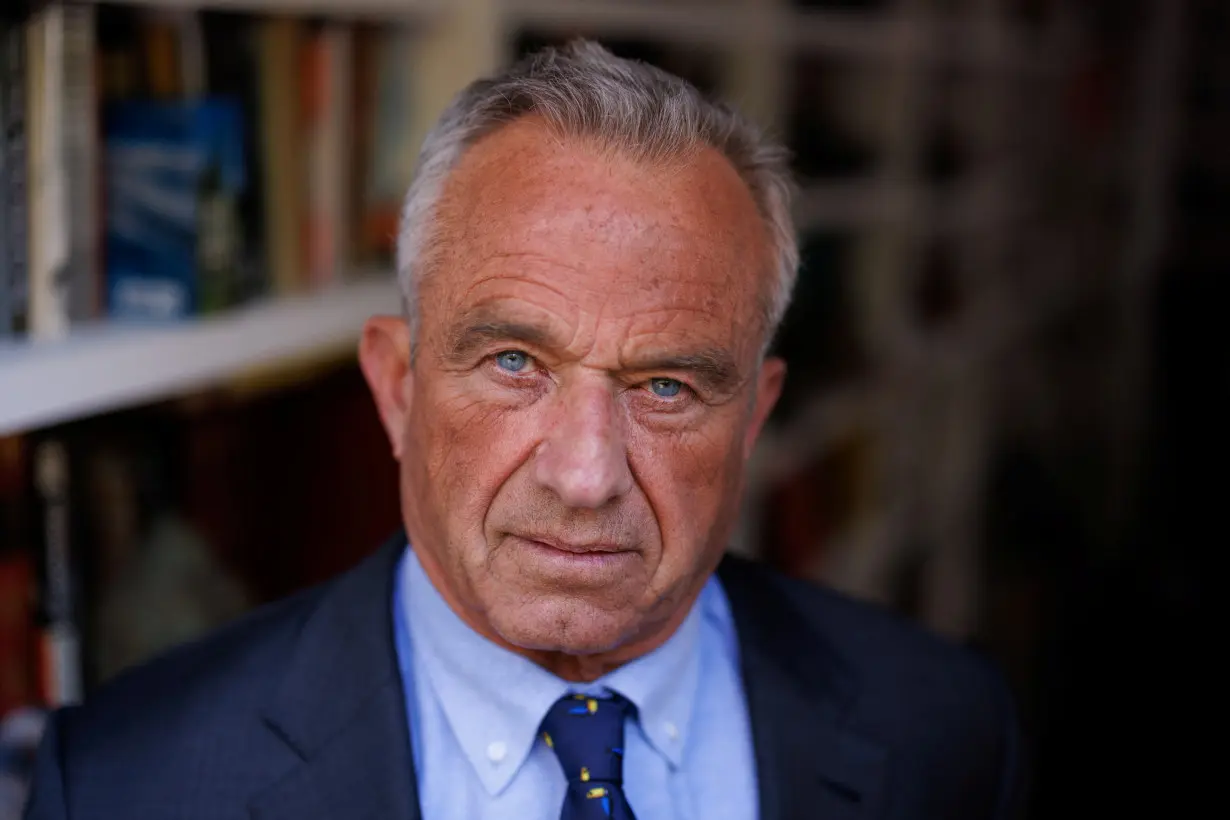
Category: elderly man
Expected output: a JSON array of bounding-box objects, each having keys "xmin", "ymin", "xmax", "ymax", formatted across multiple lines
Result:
[{"xmin": 24, "ymin": 42, "xmax": 1022, "ymax": 820}]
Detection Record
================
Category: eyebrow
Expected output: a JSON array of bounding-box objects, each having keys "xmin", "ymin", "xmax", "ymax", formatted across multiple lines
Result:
[
  {"xmin": 443, "ymin": 319, "xmax": 558, "ymax": 363},
  {"xmin": 624, "ymin": 350, "xmax": 740, "ymax": 392}
]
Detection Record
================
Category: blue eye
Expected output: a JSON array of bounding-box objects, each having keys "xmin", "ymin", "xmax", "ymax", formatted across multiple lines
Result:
[
  {"xmin": 649, "ymin": 378, "xmax": 683, "ymax": 398},
  {"xmin": 495, "ymin": 351, "xmax": 530, "ymax": 373}
]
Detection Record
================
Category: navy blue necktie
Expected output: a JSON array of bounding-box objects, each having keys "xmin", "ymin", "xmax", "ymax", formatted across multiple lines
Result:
[{"xmin": 540, "ymin": 693, "xmax": 638, "ymax": 820}]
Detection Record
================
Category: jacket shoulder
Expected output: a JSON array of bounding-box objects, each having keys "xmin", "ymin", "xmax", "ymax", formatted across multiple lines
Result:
[
  {"xmin": 55, "ymin": 581, "xmax": 327, "ymax": 776},
  {"xmin": 781, "ymin": 569, "xmax": 996, "ymax": 683},
  {"xmin": 31, "ymin": 537, "xmax": 408, "ymax": 819},
  {"xmin": 723, "ymin": 557, "xmax": 1023, "ymax": 817},
  {"xmin": 724, "ymin": 555, "xmax": 1004, "ymax": 691}
]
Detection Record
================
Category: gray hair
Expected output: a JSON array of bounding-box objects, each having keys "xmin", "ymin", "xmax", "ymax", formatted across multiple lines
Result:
[{"xmin": 396, "ymin": 39, "xmax": 798, "ymax": 353}]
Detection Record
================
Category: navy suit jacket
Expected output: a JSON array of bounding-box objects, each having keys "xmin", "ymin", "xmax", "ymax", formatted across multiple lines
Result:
[{"xmin": 24, "ymin": 533, "xmax": 1024, "ymax": 820}]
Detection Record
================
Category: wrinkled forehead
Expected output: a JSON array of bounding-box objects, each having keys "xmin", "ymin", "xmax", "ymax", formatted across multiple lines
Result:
[{"xmin": 420, "ymin": 119, "xmax": 774, "ymax": 351}]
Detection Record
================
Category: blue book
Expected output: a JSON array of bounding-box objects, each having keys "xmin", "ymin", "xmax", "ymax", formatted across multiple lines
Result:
[{"xmin": 103, "ymin": 98, "xmax": 246, "ymax": 321}]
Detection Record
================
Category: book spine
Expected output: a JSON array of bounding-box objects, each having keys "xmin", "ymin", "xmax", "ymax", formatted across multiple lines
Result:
[
  {"xmin": 258, "ymin": 17, "xmax": 305, "ymax": 295},
  {"xmin": 25, "ymin": 4, "xmax": 98, "ymax": 339},
  {"xmin": 1, "ymin": 20, "xmax": 29, "ymax": 337},
  {"xmin": 362, "ymin": 28, "xmax": 417, "ymax": 264},
  {"xmin": 61, "ymin": 3, "xmax": 100, "ymax": 324},
  {"xmin": 201, "ymin": 13, "xmax": 266, "ymax": 304},
  {"xmin": 61, "ymin": 3, "xmax": 99, "ymax": 324},
  {"xmin": 0, "ymin": 552, "xmax": 36, "ymax": 717},
  {"xmin": 32, "ymin": 438, "xmax": 82, "ymax": 708},
  {"xmin": 303, "ymin": 23, "xmax": 352, "ymax": 288},
  {"xmin": 1, "ymin": 434, "xmax": 36, "ymax": 716},
  {"xmin": 1, "ymin": 22, "xmax": 12, "ymax": 337},
  {"xmin": 25, "ymin": 5, "xmax": 68, "ymax": 338}
]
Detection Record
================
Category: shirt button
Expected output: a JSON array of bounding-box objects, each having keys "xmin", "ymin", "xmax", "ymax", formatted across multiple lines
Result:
[
  {"xmin": 487, "ymin": 741, "xmax": 507, "ymax": 763},
  {"xmin": 665, "ymin": 721, "xmax": 679, "ymax": 741}
]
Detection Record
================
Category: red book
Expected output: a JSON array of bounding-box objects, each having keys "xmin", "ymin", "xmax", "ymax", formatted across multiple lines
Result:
[{"xmin": 0, "ymin": 554, "xmax": 35, "ymax": 716}]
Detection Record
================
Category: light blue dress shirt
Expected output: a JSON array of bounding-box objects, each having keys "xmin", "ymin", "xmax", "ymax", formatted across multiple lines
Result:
[{"xmin": 392, "ymin": 547, "xmax": 759, "ymax": 820}]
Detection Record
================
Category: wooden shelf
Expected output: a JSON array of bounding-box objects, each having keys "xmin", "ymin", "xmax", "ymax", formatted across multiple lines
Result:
[{"xmin": 0, "ymin": 276, "xmax": 400, "ymax": 436}]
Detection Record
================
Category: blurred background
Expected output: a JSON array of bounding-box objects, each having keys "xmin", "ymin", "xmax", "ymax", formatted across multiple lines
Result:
[{"xmin": 0, "ymin": 0, "xmax": 1221, "ymax": 816}]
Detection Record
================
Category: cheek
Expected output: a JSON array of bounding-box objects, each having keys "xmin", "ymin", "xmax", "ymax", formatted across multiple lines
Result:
[
  {"xmin": 410, "ymin": 380, "xmax": 539, "ymax": 532},
  {"xmin": 628, "ymin": 417, "xmax": 746, "ymax": 565}
]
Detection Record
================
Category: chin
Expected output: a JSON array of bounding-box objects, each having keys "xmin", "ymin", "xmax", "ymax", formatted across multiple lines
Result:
[{"xmin": 489, "ymin": 597, "xmax": 640, "ymax": 656}]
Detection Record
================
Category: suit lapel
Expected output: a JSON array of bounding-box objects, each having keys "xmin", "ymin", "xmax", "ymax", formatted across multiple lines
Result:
[
  {"xmin": 719, "ymin": 557, "xmax": 889, "ymax": 820},
  {"xmin": 250, "ymin": 536, "xmax": 420, "ymax": 820}
]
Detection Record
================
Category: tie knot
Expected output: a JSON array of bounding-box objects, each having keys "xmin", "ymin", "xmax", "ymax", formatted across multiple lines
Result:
[{"xmin": 540, "ymin": 693, "xmax": 634, "ymax": 786}]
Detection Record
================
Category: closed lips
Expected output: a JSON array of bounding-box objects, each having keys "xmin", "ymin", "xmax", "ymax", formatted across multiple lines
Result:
[{"xmin": 521, "ymin": 536, "xmax": 628, "ymax": 554}]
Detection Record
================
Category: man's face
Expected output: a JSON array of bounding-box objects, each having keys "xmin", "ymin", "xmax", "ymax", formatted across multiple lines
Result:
[{"xmin": 363, "ymin": 118, "xmax": 784, "ymax": 657}]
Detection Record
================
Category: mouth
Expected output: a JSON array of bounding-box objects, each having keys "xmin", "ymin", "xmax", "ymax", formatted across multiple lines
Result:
[
  {"xmin": 504, "ymin": 533, "xmax": 641, "ymax": 585},
  {"xmin": 518, "ymin": 534, "xmax": 632, "ymax": 555}
]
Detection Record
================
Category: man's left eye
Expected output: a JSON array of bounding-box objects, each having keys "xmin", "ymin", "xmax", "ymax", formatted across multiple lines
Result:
[
  {"xmin": 495, "ymin": 350, "xmax": 532, "ymax": 373},
  {"xmin": 648, "ymin": 378, "xmax": 684, "ymax": 398}
]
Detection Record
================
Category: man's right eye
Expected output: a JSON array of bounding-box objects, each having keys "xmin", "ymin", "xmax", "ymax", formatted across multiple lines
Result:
[{"xmin": 494, "ymin": 350, "xmax": 531, "ymax": 373}]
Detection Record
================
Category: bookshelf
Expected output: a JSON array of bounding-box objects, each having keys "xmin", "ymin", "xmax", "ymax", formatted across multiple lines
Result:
[
  {"xmin": 1, "ymin": 0, "xmax": 1177, "ymax": 643},
  {"xmin": 0, "ymin": 275, "xmax": 398, "ymax": 435}
]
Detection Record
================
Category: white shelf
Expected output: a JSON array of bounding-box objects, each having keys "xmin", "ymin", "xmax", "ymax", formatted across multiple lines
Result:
[
  {"xmin": 95, "ymin": 0, "xmax": 442, "ymax": 19},
  {"xmin": 0, "ymin": 276, "xmax": 400, "ymax": 436}
]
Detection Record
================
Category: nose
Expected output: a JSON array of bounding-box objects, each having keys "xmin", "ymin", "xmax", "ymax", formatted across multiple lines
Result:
[{"xmin": 533, "ymin": 382, "xmax": 633, "ymax": 509}]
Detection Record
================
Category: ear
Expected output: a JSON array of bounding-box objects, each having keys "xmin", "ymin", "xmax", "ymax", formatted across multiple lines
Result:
[
  {"xmin": 359, "ymin": 316, "xmax": 414, "ymax": 460},
  {"xmin": 743, "ymin": 356, "xmax": 785, "ymax": 459}
]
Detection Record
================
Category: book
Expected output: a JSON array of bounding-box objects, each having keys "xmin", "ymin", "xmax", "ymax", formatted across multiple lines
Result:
[
  {"xmin": 0, "ymin": 436, "xmax": 33, "ymax": 718},
  {"xmin": 0, "ymin": 19, "xmax": 29, "ymax": 337},
  {"xmin": 301, "ymin": 22, "xmax": 352, "ymax": 288},
  {"xmin": 360, "ymin": 26, "xmax": 417, "ymax": 265},
  {"xmin": 0, "ymin": 554, "xmax": 35, "ymax": 718},
  {"xmin": 30, "ymin": 438, "xmax": 82, "ymax": 708},
  {"xmin": 200, "ymin": 10, "xmax": 267, "ymax": 305},
  {"xmin": 103, "ymin": 97, "xmax": 247, "ymax": 320},
  {"xmin": 257, "ymin": 16, "xmax": 306, "ymax": 295},
  {"xmin": 24, "ymin": 3, "xmax": 100, "ymax": 339}
]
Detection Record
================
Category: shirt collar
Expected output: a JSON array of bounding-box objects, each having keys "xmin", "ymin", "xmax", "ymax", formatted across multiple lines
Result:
[
  {"xmin": 600, "ymin": 587, "xmax": 704, "ymax": 769},
  {"xmin": 399, "ymin": 547, "xmax": 707, "ymax": 794}
]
